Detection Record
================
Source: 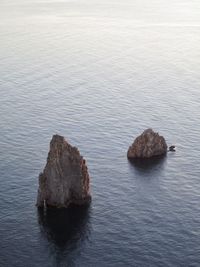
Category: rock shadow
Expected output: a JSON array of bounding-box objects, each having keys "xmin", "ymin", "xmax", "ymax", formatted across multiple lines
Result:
[
  {"xmin": 37, "ymin": 204, "xmax": 91, "ymax": 250},
  {"xmin": 128, "ymin": 155, "xmax": 166, "ymax": 174}
]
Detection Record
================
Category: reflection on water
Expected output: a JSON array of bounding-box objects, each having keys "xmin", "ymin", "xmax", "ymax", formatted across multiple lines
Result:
[
  {"xmin": 38, "ymin": 205, "xmax": 91, "ymax": 250},
  {"xmin": 128, "ymin": 155, "xmax": 166, "ymax": 174}
]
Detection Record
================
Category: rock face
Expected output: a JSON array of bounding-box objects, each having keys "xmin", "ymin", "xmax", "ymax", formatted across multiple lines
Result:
[
  {"xmin": 127, "ymin": 129, "xmax": 167, "ymax": 159},
  {"xmin": 37, "ymin": 135, "xmax": 91, "ymax": 208}
]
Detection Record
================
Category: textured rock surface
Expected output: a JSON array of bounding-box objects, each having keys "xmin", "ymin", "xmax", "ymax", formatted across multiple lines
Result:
[
  {"xmin": 127, "ymin": 129, "xmax": 167, "ymax": 159},
  {"xmin": 37, "ymin": 135, "xmax": 91, "ymax": 208}
]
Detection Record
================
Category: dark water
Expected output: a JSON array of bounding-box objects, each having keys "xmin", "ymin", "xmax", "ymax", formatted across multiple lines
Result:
[{"xmin": 1, "ymin": 0, "xmax": 200, "ymax": 266}]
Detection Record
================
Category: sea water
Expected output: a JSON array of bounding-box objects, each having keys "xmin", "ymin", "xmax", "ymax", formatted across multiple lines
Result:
[{"xmin": 0, "ymin": 0, "xmax": 200, "ymax": 266}]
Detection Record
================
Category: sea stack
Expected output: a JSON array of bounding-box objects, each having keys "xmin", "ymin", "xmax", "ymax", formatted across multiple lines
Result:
[
  {"xmin": 127, "ymin": 128, "xmax": 167, "ymax": 159},
  {"xmin": 37, "ymin": 135, "xmax": 91, "ymax": 208}
]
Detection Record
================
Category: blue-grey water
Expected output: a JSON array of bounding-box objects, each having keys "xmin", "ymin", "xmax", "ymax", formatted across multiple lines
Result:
[{"xmin": 0, "ymin": 0, "xmax": 200, "ymax": 266}]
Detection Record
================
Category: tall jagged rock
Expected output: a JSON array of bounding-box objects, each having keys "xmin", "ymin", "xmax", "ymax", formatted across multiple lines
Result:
[
  {"xmin": 37, "ymin": 135, "xmax": 91, "ymax": 208},
  {"xmin": 127, "ymin": 128, "xmax": 167, "ymax": 159}
]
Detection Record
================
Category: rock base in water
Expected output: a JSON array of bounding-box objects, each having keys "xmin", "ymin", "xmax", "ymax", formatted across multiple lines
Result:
[{"xmin": 37, "ymin": 135, "xmax": 91, "ymax": 208}]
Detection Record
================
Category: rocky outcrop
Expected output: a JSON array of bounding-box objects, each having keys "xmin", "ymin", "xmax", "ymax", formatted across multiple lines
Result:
[
  {"xmin": 169, "ymin": 145, "xmax": 176, "ymax": 152},
  {"xmin": 127, "ymin": 128, "xmax": 167, "ymax": 159},
  {"xmin": 37, "ymin": 135, "xmax": 91, "ymax": 208}
]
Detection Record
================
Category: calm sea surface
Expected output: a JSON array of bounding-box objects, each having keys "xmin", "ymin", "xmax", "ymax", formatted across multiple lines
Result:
[{"xmin": 0, "ymin": 0, "xmax": 200, "ymax": 266}]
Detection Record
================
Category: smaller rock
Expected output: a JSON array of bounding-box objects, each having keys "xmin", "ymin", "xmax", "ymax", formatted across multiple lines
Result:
[
  {"xmin": 169, "ymin": 145, "xmax": 176, "ymax": 152},
  {"xmin": 127, "ymin": 128, "xmax": 167, "ymax": 159}
]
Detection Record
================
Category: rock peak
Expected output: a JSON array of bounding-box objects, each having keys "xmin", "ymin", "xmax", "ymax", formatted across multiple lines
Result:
[
  {"xmin": 37, "ymin": 135, "xmax": 91, "ymax": 208},
  {"xmin": 51, "ymin": 134, "xmax": 65, "ymax": 142},
  {"xmin": 143, "ymin": 128, "xmax": 154, "ymax": 134}
]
